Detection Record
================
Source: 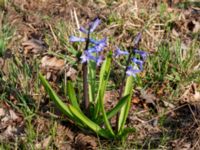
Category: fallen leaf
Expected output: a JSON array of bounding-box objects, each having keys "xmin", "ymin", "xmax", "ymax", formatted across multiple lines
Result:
[
  {"xmin": 2, "ymin": 125, "xmax": 16, "ymax": 139},
  {"xmin": 132, "ymin": 97, "xmax": 140, "ymax": 104},
  {"xmin": 22, "ymin": 38, "xmax": 46, "ymax": 55},
  {"xmin": 35, "ymin": 136, "xmax": 52, "ymax": 150},
  {"xmin": 40, "ymin": 55, "xmax": 65, "ymax": 80},
  {"xmin": 0, "ymin": 108, "xmax": 5, "ymax": 117},
  {"xmin": 162, "ymin": 100, "xmax": 175, "ymax": 108},
  {"xmin": 9, "ymin": 109, "xmax": 19, "ymax": 120},
  {"xmin": 180, "ymin": 83, "xmax": 200, "ymax": 103},
  {"xmin": 140, "ymin": 89, "xmax": 158, "ymax": 113},
  {"xmin": 74, "ymin": 133, "xmax": 97, "ymax": 150}
]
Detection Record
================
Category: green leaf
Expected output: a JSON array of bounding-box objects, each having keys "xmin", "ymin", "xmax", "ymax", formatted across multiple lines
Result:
[
  {"xmin": 39, "ymin": 73, "xmax": 113, "ymax": 139},
  {"xmin": 93, "ymin": 55, "xmax": 114, "ymax": 136},
  {"xmin": 118, "ymin": 76, "xmax": 134, "ymax": 134},
  {"xmin": 106, "ymin": 95, "xmax": 130, "ymax": 119},
  {"xmin": 39, "ymin": 73, "xmax": 74, "ymax": 119},
  {"xmin": 97, "ymin": 95, "xmax": 130, "ymax": 124},
  {"xmin": 68, "ymin": 105, "xmax": 113, "ymax": 139},
  {"xmin": 117, "ymin": 127, "xmax": 136, "ymax": 140},
  {"xmin": 88, "ymin": 61, "xmax": 96, "ymax": 103},
  {"xmin": 67, "ymin": 80, "xmax": 80, "ymax": 111},
  {"xmin": 94, "ymin": 55, "xmax": 111, "ymax": 118}
]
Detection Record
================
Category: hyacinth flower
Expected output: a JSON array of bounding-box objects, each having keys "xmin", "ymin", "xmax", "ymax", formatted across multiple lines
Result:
[
  {"xmin": 69, "ymin": 18, "xmax": 106, "ymax": 114},
  {"xmin": 69, "ymin": 18, "xmax": 106, "ymax": 66},
  {"xmin": 134, "ymin": 49, "xmax": 148, "ymax": 60},
  {"xmin": 114, "ymin": 33, "xmax": 147, "ymax": 78},
  {"xmin": 133, "ymin": 32, "xmax": 142, "ymax": 46},
  {"xmin": 132, "ymin": 58, "xmax": 144, "ymax": 70},
  {"xmin": 114, "ymin": 47, "xmax": 129, "ymax": 57},
  {"xmin": 126, "ymin": 66, "xmax": 141, "ymax": 77},
  {"xmin": 69, "ymin": 36, "xmax": 86, "ymax": 42}
]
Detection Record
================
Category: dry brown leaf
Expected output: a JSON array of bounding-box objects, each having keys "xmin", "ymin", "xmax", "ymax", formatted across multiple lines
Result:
[
  {"xmin": 140, "ymin": 90, "xmax": 158, "ymax": 113},
  {"xmin": 35, "ymin": 136, "xmax": 52, "ymax": 150},
  {"xmin": 180, "ymin": 83, "xmax": 200, "ymax": 103},
  {"xmin": 9, "ymin": 109, "xmax": 19, "ymax": 120},
  {"xmin": 40, "ymin": 55, "xmax": 65, "ymax": 80},
  {"xmin": 41, "ymin": 56, "xmax": 65, "ymax": 69},
  {"xmin": 172, "ymin": 139, "xmax": 192, "ymax": 150},
  {"xmin": 162, "ymin": 100, "xmax": 175, "ymax": 108},
  {"xmin": 22, "ymin": 39, "xmax": 46, "ymax": 55},
  {"xmin": 41, "ymin": 55, "xmax": 77, "ymax": 81},
  {"xmin": 0, "ymin": 108, "xmax": 5, "ymax": 117},
  {"xmin": 54, "ymin": 124, "xmax": 74, "ymax": 150},
  {"xmin": 2, "ymin": 125, "xmax": 16, "ymax": 138},
  {"xmin": 132, "ymin": 97, "xmax": 140, "ymax": 104},
  {"xmin": 74, "ymin": 133, "xmax": 97, "ymax": 150}
]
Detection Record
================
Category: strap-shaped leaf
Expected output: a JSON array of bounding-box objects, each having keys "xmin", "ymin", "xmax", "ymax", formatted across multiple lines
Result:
[
  {"xmin": 88, "ymin": 61, "xmax": 96, "ymax": 103},
  {"xmin": 39, "ymin": 73, "xmax": 74, "ymax": 118},
  {"xmin": 118, "ymin": 76, "xmax": 134, "ymax": 134},
  {"xmin": 67, "ymin": 80, "xmax": 80, "ymax": 111},
  {"xmin": 68, "ymin": 104, "xmax": 113, "ymax": 139},
  {"xmin": 94, "ymin": 55, "xmax": 114, "ymax": 136},
  {"xmin": 94, "ymin": 55, "xmax": 111, "ymax": 118},
  {"xmin": 39, "ymin": 73, "xmax": 112, "ymax": 139},
  {"xmin": 97, "ymin": 95, "xmax": 129, "ymax": 124},
  {"xmin": 106, "ymin": 95, "xmax": 130, "ymax": 120}
]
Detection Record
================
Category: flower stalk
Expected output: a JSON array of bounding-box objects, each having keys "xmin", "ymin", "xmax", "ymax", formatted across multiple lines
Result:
[{"xmin": 82, "ymin": 29, "xmax": 90, "ymax": 115}]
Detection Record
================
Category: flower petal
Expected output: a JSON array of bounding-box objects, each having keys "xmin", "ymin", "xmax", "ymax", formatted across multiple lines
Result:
[
  {"xmin": 126, "ymin": 66, "xmax": 141, "ymax": 77},
  {"xmin": 89, "ymin": 18, "xmax": 101, "ymax": 33},
  {"xmin": 88, "ymin": 38, "xmax": 107, "ymax": 53},
  {"xmin": 80, "ymin": 51, "xmax": 96, "ymax": 63},
  {"xmin": 132, "ymin": 58, "xmax": 144, "ymax": 70},
  {"xmin": 69, "ymin": 36, "xmax": 86, "ymax": 42},
  {"xmin": 133, "ymin": 32, "xmax": 142, "ymax": 46},
  {"xmin": 79, "ymin": 26, "xmax": 88, "ymax": 34},
  {"xmin": 134, "ymin": 49, "xmax": 148, "ymax": 60},
  {"xmin": 114, "ymin": 47, "xmax": 129, "ymax": 57},
  {"xmin": 96, "ymin": 56, "xmax": 104, "ymax": 66}
]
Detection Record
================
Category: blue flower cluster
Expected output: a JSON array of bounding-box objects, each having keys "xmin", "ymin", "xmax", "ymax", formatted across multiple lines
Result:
[
  {"xmin": 69, "ymin": 18, "xmax": 106, "ymax": 66},
  {"xmin": 114, "ymin": 33, "xmax": 147, "ymax": 77},
  {"xmin": 69, "ymin": 18, "xmax": 147, "ymax": 77}
]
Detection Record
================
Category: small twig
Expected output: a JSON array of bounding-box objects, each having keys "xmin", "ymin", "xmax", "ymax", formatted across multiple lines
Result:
[
  {"xmin": 188, "ymin": 104, "xmax": 199, "ymax": 125},
  {"xmin": 48, "ymin": 23, "xmax": 59, "ymax": 44},
  {"xmin": 144, "ymin": 103, "xmax": 189, "ymax": 125},
  {"xmin": 73, "ymin": 8, "xmax": 81, "ymax": 37}
]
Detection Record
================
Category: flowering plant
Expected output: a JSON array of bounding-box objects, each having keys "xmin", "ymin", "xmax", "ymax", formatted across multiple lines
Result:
[{"xmin": 39, "ymin": 18, "xmax": 147, "ymax": 139}]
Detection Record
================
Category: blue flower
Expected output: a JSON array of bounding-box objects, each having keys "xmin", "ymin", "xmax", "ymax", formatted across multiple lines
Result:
[
  {"xmin": 114, "ymin": 47, "xmax": 129, "ymax": 57},
  {"xmin": 80, "ymin": 51, "xmax": 96, "ymax": 63},
  {"xmin": 88, "ymin": 38, "xmax": 107, "ymax": 53},
  {"xmin": 126, "ymin": 66, "xmax": 141, "ymax": 77},
  {"xmin": 133, "ymin": 32, "xmax": 142, "ymax": 46},
  {"xmin": 69, "ymin": 36, "xmax": 86, "ymax": 42},
  {"xmin": 96, "ymin": 55, "xmax": 103, "ymax": 66},
  {"xmin": 134, "ymin": 49, "xmax": 148, "ymax": 60},
  {"xmin": 89, "ymin": 18, "xmax": 101, "ymax": 33},
  {"xmin": 79, "ymin": 18, "xmax": 101, "ymax": 34},
  {"xmin": 79, "ymin": 26, "xmax": 89, "ymax": 34},
  {"xmin": 132, "ymin": 58, "xmax": 144, "ymax": 70}
]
